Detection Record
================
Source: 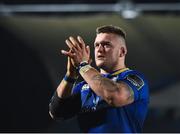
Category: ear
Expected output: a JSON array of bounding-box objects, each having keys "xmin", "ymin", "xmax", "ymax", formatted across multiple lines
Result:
[{"xmin": 119, "ymin": 47, "xmax": 127, "ymax": 57}]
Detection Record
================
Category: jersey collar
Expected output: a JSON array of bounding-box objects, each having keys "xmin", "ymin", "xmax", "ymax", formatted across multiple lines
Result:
[
  {"xmin": 101, "ymin": 68, "xmax": 129, "ymax": 78},
  {"xmin": 111, "ymin": 68, "xmax": 129, "ymax": 76}
]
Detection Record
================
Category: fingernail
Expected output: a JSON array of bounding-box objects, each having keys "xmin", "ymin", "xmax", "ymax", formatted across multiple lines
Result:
[
  {"xmin": 61, "ymin": 50, "xmax": 65, "ymax": 53},
  {"xmin": 77, "ymin": 36, "xmax": 81, "ymax": 40}
]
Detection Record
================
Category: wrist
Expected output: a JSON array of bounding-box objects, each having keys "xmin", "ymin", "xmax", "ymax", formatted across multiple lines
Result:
[
  {"xmin": 63, "ymin": 74, "xmax": 77, "ymax": 83},
  {"xmin": 78, "ymin": 61, "xmax": 93, "ymax": 76},
  {"xmin": 77, "ymin": 61, "xmax": 89, "ymax": 71},
  {"xmin": 66, "ymin": 69, "xmax": 79, "ymax": 78}
]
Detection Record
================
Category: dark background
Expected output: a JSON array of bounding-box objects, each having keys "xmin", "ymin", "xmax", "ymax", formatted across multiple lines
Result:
[{"xmin": 0, "ymin": 0, "xmax": 180, "ymax": 132}]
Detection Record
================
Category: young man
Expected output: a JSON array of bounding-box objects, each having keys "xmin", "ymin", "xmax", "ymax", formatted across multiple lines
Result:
[{"xmin": 49, "ymin": 25, "xmax": 149, "ymax": 133}]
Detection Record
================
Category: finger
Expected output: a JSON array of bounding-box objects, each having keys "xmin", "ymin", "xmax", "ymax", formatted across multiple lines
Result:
[
  {"xmin": 65, "ymin": 39, "xmax": 78, "ymax": 52},
  {"xmin": 86, "ymin": 45, "xmax": 90, "ymax": 55},
  {"xmin": 69, "ymin": 36, "xmax": 82, "ymax": 51},
  {"xmin": 86, "ymin": 46, "xmax": 92, "ymax": 64},
  {"xmin": 61, "ymin": 50, "xmax": 75, "ymax": 58},
  {"xmin": 67, "ymin": 56, "xmax": 70, "ymax": 62},
  {"xmin": 61, "ymin": 50, "xmax": 70, "ymax": 56},
  {"xmin": 65, "ymin": 39, "xmax": 73, "ymax": 49},
  {"xmin": 68, "ymin": 57, "xmax": 75, "ymax": 67},
  {"xmin": 77, "ymin": 36, "xmax": 86, "ymax": 49},
  {"xmin": 67, "ymin": 56, "xmax": 70, "ymax": 66}
]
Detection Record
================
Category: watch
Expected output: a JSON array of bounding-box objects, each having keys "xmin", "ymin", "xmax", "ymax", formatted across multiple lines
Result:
[{"xmin": 77, "ymin": 61, "xmax": 89, "ymax": 71}]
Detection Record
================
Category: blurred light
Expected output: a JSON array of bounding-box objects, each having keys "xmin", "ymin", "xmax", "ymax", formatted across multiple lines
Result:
[
  {"xmin": 121, "ymin": 9, "xmax": 139, "ymax": 19},
  {"xmin": 119, "ymin": 0, "xmax": 139, "ymax": 19}
]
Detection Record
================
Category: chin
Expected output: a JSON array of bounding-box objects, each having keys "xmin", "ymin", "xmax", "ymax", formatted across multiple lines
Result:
[{"xmin": 95, "ymin": 61, "xmax": 105, "ymax": 68}]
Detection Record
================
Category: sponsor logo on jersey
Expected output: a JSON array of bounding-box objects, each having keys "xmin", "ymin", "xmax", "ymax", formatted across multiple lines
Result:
[{"xmin": 126, "ymin": 74, "xmax": 144, "ymax": 90}]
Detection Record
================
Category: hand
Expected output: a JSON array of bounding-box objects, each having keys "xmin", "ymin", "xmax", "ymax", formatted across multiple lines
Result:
[
  {"xmin": 61, "ymin": 36, "xmax": 91, "ymax": 67},
  {"xmin": 66, "ymin": 57, "xmax": 79, "ymax": 79}
]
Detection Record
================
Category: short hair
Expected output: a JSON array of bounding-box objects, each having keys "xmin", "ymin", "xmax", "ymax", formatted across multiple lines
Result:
[{"xmin": 96, "ymin": 25, "xmax": 126, "ymax": 39}]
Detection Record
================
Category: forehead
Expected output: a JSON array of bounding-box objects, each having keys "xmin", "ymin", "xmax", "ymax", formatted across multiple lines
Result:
[{"xmin": 94, "ymin": 33, "xmax": 120, "ymax": 43}]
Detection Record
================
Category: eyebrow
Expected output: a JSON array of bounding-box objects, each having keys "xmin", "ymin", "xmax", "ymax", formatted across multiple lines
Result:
[{"xmin": 94, "ymin": 40, "xmax": 111, "ymax": 46}]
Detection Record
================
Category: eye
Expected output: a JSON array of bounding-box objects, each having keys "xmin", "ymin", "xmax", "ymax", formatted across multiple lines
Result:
[
  {"xmin": 94, "ymin": 41, "xmax": 112, "ymax": 48},
  {"xmin": 94, "ymin": 43, "xmax": 99, "ymax": 48},
  {"xmin": 102, "ymin": 42, "xmax": 111, "ymax": 48}
]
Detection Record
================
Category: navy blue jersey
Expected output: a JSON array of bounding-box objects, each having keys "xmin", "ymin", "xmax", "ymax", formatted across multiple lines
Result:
[{"xmin": 72, "ymin": 68, "xmax": 149, "ymax": 133}]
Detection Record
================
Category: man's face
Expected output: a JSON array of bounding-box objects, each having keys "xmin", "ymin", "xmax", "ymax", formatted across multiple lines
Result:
[{"xmin": 94, "ymin": 33, "xmax": 123, "ymax": 70}]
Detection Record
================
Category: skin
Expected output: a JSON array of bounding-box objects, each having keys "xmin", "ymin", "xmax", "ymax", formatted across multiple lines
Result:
[
  {"xmin": 94, "ymin": 33, "xmax": 127, "ymax": 73},
  {"xmin": 57, "ymin": 33, "xmax": 134, "ymax": 107}
]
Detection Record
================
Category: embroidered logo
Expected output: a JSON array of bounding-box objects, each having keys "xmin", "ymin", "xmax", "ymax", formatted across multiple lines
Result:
[
  {"xmin": 81, "ymin": 84, "xmax": 89, "ymax": 91},
  {"xmin": 126, "ymin": 74, "xmax": 144, "ymax": 90}
]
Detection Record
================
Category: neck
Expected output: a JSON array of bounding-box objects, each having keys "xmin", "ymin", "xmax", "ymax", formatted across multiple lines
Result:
[{"xmin": 100, "ymin": 64, "xmax": 126, "ymax": 74}]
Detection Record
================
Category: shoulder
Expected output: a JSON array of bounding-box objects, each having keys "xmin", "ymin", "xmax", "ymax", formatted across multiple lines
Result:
[
  {"xmin": 117, "ymin": 69, "xmax": 148, "ymax": 88},
  {"xmin": 125, "ymin": 70, "xmax": 147, "ymax": 90},
  {"xmin": 118, "ymin": 69, "xmax": 149, "ymax": 101}
]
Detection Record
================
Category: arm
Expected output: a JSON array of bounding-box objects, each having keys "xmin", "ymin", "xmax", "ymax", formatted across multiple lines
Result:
[
  {"xmin": 79, "ymin": 64, "xmax": 134, "ymax": 107},
  {"xmin": 49, "ymin": 57, "xmax": 80, "ymax": 120},
  {"xmin": 56, "ymin": 57, "xmax": 78, "ymax": 98},
  {"xmin": 49, "ymin": 37, "xmax": 91, "ymax": 120}
]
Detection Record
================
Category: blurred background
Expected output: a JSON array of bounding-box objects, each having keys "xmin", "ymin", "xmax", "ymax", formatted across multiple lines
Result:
[{"xmin": 0, "ymin": 0, "xmax": 180, "ymax": 132}]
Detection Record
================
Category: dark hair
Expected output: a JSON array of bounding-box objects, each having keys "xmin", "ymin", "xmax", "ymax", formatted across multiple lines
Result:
[{"xmin": 96, "ymin": 25, "xmax": 126, "ymax": 39}]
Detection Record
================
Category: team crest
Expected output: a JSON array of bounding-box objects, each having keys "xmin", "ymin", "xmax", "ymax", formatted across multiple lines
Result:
[{"xmin": 82, "ymin": 84, "xmax": 90, "ymax": 91}]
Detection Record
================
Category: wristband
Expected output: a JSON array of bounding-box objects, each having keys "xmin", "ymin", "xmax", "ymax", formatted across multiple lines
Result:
[{"xmin": 63, "ymin": 75, "xmax": 77, "ymax": 83}]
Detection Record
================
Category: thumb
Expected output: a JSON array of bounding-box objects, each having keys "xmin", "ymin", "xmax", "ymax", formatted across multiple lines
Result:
[
  {"xmin": 88, "ymin": 58, "xmax": 93, "ymax": 65},
  {"xmin": 86, "ymin": 45, "xmax": 90, "ymax": 55},
  {"xmin": 67, "ymin": 57, "xmax": 70, "ymax": 67}
]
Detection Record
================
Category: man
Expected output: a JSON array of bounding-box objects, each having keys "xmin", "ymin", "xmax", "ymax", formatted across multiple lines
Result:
[{"xmin": 49, "ymin": 25, "xmax": 149, "ymax": 133}]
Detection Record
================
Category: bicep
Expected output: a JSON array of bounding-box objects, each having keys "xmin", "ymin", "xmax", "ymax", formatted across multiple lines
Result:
[
  {"xmin": 111, "ymin": 81, "xmax": 134, "ymax": 107},
  {"xmin": 105, "ymin": 73, "xmax": 148, "ymax": 107}
]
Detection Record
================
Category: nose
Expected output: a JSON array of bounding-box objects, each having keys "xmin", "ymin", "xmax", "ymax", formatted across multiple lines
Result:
[{"xmin": 97, "ymin": 44, "xmax": 104, "ymax": 52}]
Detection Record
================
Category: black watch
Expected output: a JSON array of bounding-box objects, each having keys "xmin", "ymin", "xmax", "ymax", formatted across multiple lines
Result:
[{"xmin": 77, "ymin": 61, "xmax": 89, "ymax": 71}]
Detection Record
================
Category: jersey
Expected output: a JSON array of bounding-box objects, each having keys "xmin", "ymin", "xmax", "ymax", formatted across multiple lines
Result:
[{"xmin": 72, "ymin": 68, "xmax": 149, "ymax": 133}]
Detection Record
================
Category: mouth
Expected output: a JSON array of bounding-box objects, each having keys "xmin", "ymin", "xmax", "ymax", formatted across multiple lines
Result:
[{"xmin": 96, "ymin": 55, "xmax": 105, "ymax": 60}]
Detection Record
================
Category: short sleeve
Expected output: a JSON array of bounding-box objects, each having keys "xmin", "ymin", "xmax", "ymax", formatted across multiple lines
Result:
[{"xmin": 117, "ymin": 72, "xmax": 149, "ymax": 102}]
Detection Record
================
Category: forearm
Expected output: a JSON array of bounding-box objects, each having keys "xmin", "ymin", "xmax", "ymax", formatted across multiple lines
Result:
[
  {"xmin": 49, "ymin": 74, "xmax": 80, "ymax": 120},
  {"xmin": 49, "ymin": 90, "xmax": 81, "ymax": 120},
  {"xmin": 56, "ymin": 74, "xmax": 77, "ymax": 98}
]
